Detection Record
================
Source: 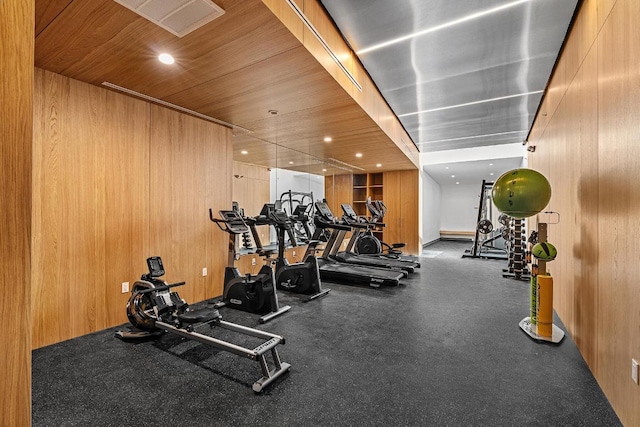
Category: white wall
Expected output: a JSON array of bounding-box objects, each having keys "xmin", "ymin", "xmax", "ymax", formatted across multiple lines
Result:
[
  {"xmin": 440, "ymin": 183, "xmax": 481, "ymax": 232},
  {"xmin": 270, "ymin": 168, "xmax": 325, "ymax": 209},
  {"xmin": 421, "ymin": 170, "xmax": 441, "ymax": 245}
]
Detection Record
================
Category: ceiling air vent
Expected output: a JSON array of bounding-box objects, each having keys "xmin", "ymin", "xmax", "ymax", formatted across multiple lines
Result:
[{"xmin": 114, "ymin": 0, "xmax": 225, "ymax": 37}]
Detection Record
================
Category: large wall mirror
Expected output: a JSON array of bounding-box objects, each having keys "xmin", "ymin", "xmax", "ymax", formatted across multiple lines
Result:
[{"xmin": 231, "ymin": 115, "xmax": 353, "ymax": 248}]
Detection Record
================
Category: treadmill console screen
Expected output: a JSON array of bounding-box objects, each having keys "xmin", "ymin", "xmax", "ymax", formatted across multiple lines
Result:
[
  {"xmin": 341, "ymin": 204, "xmax": 358, "ymax": 219},
  {"xmin": 314, "ymin": 202, "xmax": 334, "ymax": 220}
]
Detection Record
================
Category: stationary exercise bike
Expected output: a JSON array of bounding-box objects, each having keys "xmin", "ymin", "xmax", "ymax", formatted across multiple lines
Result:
[
  {"xmin": 115, "ymin": 256, "xmax": 291, "ymax": 392},
  {"xmin": 209, "ymin": 208, "xmax": 291, "ymax": 323},
  {"xmin": 263, "ymin": 204, "xmax": 330, "ymax": 302}
]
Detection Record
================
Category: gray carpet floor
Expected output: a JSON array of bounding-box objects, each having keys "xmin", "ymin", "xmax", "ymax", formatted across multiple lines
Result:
[{"xmin": 32, "ymin": 241, "xmax": 621, "ymax": 426}]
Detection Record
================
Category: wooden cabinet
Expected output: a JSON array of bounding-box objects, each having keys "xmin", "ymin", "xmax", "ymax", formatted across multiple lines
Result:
[
  {"xmin": 352, "ymin": 173, "xmax": 384, "ymax": 241},
  {"xmin": 324, "ymin": 169, "xmax": 420, "ymax": 255}
]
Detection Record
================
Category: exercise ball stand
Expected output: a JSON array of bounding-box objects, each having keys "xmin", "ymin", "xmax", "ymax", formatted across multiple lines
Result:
[{"xmin": 519, "ymin": 222, "xmax": 565, "ymax": 344}]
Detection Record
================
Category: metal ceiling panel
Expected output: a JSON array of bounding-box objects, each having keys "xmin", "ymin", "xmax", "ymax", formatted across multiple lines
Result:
[{"xmin": 321, "ymin": 0, "xmax": 579, "ymax": 152}]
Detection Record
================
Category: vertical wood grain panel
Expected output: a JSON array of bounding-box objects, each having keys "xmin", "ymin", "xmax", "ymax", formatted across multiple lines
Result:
[
  {"xmin": 569, "ymin": 47, "xmax": 599, "ymax": 369},
  {"xmin": 383, "ymin": 171, "xmax": 419, "ymax": 255},
  {"xmin": 33, "ymin": 70, "xmax": 233, "ymax": 347},
  {"xmin": 32, "ymin": 69, "xmax": 70, "ymax": 348},
  {"xmin": 324, "ymin": 173, "xmax": 353, "ymax": 215},
  {"xmin": 205, "ymin": 125, "xmax": 233, "ymax": 299},
  {"xmin": 1, "ymin": 0, "xmax": 33, "ymax": 424},
  {"xmin": 383, "ymin": 172, "xmax": 401, "ymax": 251},
  {"xmin": 527, "ymin": 0, "xmax": 638, "ymax": 424},
  {"xmin": 103, "ymin": 89, "xmax": 150, "ymax": 327},
  {"xmin": 596, "ymin": 0, "xmax": 640, "ymax": 423},
  {"xmin": 149, "ymin": 106, "xmax": 215, "ymax": 303}
]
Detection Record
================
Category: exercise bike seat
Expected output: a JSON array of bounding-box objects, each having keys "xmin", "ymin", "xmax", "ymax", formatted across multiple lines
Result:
[
  {"xmin": 257, "ymin": 249, "xmax": 277, "ymax": 258},
  {"xmin": 177, "ymin": 307, "xmax": 221, "ymax": 324}
]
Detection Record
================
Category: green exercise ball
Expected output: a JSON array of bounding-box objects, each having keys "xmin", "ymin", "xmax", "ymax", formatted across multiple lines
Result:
[{"xmin": 491, "ymin": 168, "xmax": 551, "ymax": 218}]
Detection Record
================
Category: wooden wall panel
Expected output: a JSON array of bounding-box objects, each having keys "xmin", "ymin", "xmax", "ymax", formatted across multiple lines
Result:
[
  {"xmin": 324, "ymin": 174, "xmax": 353, "ymax": 216},
  {"xmin": 383, "ymin": 171, "xmax": 420, "ymax": 255},
  {"xmin": 149, "ymin": 106, "xmax": 229, "ymax": 303},
  {"xmin": 32, "ymin": 70, "xmax": 151, "ymax": 347},
  {"xmin": 1, "ymin": 0, "xmax": 33, "ymax": 424},
  {"xmin": 103, "ymin": 89, "xmax": 151, "ymax": 328},
  {"xmin": 527, "ymin": 0, "xmax": 640, "ymax": 424},
  {"xmin": 32, "ymin": 70, "xmax": 233, "ymax": 348},
  {"xmin": 596, "ymin": 0, "xmax": 640, "ymax": 423},
  {"xmin": 32, "ymin": 69, "xmax": 70, "ymax": 348}
]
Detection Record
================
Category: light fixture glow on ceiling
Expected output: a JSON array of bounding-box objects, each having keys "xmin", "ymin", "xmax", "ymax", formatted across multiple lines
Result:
[
  {"xmin": 451, "ymin": 175, "xmax": 455, "ymax": 178},
  {"xmin": 324, "ymin": 136, "xmax": 332, "ymax": 142},
  {"xmin": 489, "ymin": 163, "xmax": 494, "ymax": 166},
  {"xmin": 456, "ymin": 182, "xmax": 460, "ymax": 185},
  {"xmin": 376, "ymin": 163, "xmax": 382, "ymax": 167},
  {"xmin": 357, "ymin": 0, "xmax": 530, "ymax": 54},
  {"xmin": 399, "ymin": 91, "xmax": 543, "ymax": 118},
  {"xmin": 240, "ymin": 150, "xmax": 248, "ymax": 155},
  {"xmin": 322, "ymin": 168, "xmax": 327, "ymax": 172},
  {"xmin": 355, "ymin": 153, "xmax": 363, "ymax": 158},
  {"xmin": 158, "ymin": 53, "xmax": 175, "ymax": 64},
  {"xmin": 445, "ymin": 166, "xmax": 449, "ymax": 169},
  {"xmin": 417, "ymin": 130, "xmax": 527, "ymax": 145},
  {"xmin": 289, "ymin": 161, "xmax": 294, "ymax": 164},
  {"xmin": 490, "ymin": 173, "xmax": 494, "ymax": 176}
]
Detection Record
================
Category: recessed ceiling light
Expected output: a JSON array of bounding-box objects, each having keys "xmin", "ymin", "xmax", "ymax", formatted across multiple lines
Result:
[
  {"xmin": 355, "ymin": 153, "xmax": 363, "ymax": 158},
  {"xmin": 376, "ymin": 163, "xmax": 382, "ymax": 167},
  {"xmin": 445, "ymin": 166, "xmax": 449, "ymax": 170},
  {"xmin": 289, "ymin": 161, "xmax": 294, "ymax": 164},
  {"xmin": 489, "ymin": 163, "xmax": 494, "ymax": 166},
  {"xmin": 324, "ymin": 136, "xmax": 332, "ymax": 142},
  {"xmin": 240, "ymin": 150, "xmax": 248, "ymax": 155},
  {"xmin": 322, "ymin": 168, "xmax": 327, "ymax": 172},
  {"xmin": 490, "ymin": 173, "xmax": 494, "ymax": 176},
  {"xmin": 456, "ymin": 182, "xmax": 460, "ymax": 185},
  {"xmin": 451, "ymin": 175, "xmax": 455, "ymax": 178},
  {"xmin": 158, "ymin": 53, "xmax": 175, "ymax": 65}
]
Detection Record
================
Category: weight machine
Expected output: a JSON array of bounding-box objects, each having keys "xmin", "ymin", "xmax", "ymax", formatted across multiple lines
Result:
[{"xmin": 463, "ymin": 180, "xmax": 508, "ymax": 260}]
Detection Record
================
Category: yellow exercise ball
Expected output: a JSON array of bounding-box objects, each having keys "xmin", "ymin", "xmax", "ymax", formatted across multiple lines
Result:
[{"xmin": 492, "ymin": 168, "xmax": 551, "ymax": 218}]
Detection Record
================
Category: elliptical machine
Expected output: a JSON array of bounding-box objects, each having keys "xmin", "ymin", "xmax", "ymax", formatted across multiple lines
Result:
[
  {"xmin": 263, "ymin": 204, "xmax": 330, "ymax": 302},
  {"xmin": 115, "ymin": 257, "xmax": 291, "ymax": 393},
  {"xmin": 209, "ymin": 208, "xmax": 291, "ymax": 323}
]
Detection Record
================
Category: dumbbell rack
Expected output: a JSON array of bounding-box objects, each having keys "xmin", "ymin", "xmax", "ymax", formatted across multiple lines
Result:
[{"xmin": 502, "ymin": 218, "xmax": 530, "ymax": 280}]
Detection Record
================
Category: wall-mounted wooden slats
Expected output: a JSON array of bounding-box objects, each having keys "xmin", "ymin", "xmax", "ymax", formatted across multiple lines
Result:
[{"xmin": 1, "ymin": 0, "xmax": 33, "ymax": 424}]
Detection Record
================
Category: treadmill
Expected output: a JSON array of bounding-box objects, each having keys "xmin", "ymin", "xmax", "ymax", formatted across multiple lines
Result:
[
  {"xmin": 337, "ymin": 203, "xmax": 419, "ymax": 274},
  {"xmin": 303, "ymin": 202, "xmax": 405, "ymax": 287}
]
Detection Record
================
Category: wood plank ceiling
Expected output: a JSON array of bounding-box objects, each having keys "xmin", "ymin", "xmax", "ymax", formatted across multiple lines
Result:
[{"xmin": 34, "ymin": 0, "xmax": 419, "ymax": 175}]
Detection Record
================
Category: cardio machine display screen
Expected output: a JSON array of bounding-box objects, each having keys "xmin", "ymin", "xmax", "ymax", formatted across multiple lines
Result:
[
  {"xmin": 315, "ymin": 202, "xmax": 333, "ymax": 220},
  {"xmin": 147, "ymin": 257, "xmax": 165, "ymax": 277}
]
